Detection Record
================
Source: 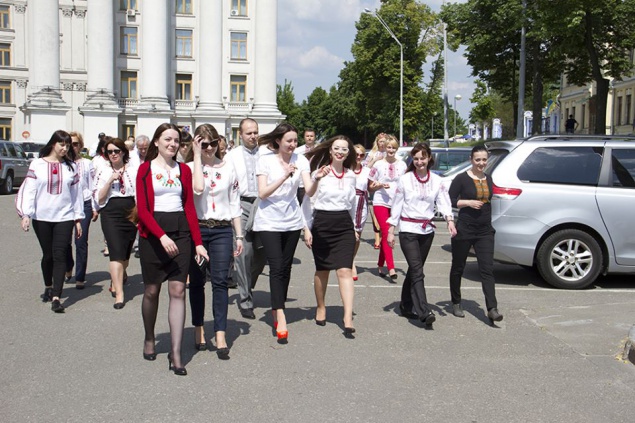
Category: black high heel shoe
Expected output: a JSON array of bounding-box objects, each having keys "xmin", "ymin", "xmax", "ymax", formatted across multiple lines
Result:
[
  {"xmin": 195, "ymin": 342, "xmax": 208, "ymax": 351},
  {"xmin": 167, "ymin": 353, "xmax": 187, "ymax": 376},
  {"xmin": 143, "ymin": 352, "xmax": 157, "ymax": 361},
  {"xmin": 216, "ymin": 347, "xmax": 230, "ymax": 360},
  {"xmin": 315, "ymin": 319, "xmax": 326, "ymax": 326}
]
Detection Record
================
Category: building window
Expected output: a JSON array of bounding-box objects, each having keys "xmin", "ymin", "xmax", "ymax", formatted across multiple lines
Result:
[
  {"xmin": 175, "ymin": 74, "xmax": 192, "ymax": 100},
  {"xmin": 0, "ymin": 118, "xmax": 11, "ymax": 140},
  {"xmin": 626, "ymin": 95, "xmax": 632, "ymax": 128},
  {"xmin": 230, "ymin": 75, "xmax": 246, "ymax": 102},
  {"xmin": 120, "ymin": 0, "xmax": 137, "ymax": 10},
  {"xmin": 0, "ymin": 43, "xmax": 9, "ymax": 67},
  {"xmin": 176, "ymin": 0, "xmax": 192, "ymax": 14},
  {"xmin": 0, "ymin": 6, "xmax": 10, "ymax": 29},
  {"xmin": 231, "ymin": 32, "xmax": 247, "ymax": 60},
  {"xmin": 176, "ymin": 29, "xmax": 192, "ymax": 58},
  {"xmin": 581, "ymin": 104, "xmax": 586, "ymax": 129},
  {"xmin": 0, "ymin": 80, "xmax": 10, "ymax": 103},
  {"xmin": 231, "ymin": 0, "xmax": 247, "ymax": 16},
  {"xmin": 120, "ymin": 27, "xmax": 138, "ymax": 56},
  {"xmin": 121, "ymin": 71, "xmax": 137, "ymax": 98},
  {"xmin": 122, "ymin": 125, "xmax": 135, "ymax": 140},
  {"xmin": 617, "ymin": 96, "xmax": 623, "ymax": 126}
]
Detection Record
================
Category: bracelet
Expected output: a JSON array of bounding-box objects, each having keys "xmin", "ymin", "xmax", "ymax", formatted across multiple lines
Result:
[
  {"xmin": 235, "ymin": 235, "xmax": 244, "ymax": 240},
  {"xmin": 311, "ymin": 174, "xmax": 320, "ymax": 182}
]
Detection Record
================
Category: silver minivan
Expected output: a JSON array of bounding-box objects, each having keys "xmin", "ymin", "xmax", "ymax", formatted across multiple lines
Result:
[{"xmin": 487, "ymin": 135, "xmax": 635, "ymax": 289}]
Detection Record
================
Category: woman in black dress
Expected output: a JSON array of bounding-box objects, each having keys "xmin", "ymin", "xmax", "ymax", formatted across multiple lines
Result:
[{"xmin": 448, "ymin": 145, "xmax": 502, "ymax": 323}]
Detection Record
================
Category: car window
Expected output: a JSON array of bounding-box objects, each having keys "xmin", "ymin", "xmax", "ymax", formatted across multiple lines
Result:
[
  {"xmin": 517, "ymin": 146, "xmax": 603, "ymax": 186},
  {"xmin": 14, "ymin": 144, "xmax": 27, "ymax": 159},
  {"xmin": 6, "ymin": 143, "xmax": 17, "ymax": 158},
  {"xmin": 611, "ymin": 149, "xmax": 635, "ymax": 188},
  {"xmin": 0, "ymin": 144, "xmax": 6, "ymax": 157},
  {"xmin": 484, "ymin": 148, "xmax": 509, "ymax": 174}
]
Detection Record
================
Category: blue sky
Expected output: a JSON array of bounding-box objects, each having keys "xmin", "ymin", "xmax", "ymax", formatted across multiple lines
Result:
[{"xmin": 276, "ymin": 0, "xmax": 475, "ymax": 126}]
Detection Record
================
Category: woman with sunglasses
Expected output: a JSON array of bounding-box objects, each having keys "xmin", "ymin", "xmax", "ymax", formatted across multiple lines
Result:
[
  {"xmin": 304, "ymin": 136, "xmax": 358, "ymax": 336},
  {"xmin": 136, "ymin": 123, "xmax": 208, "ymax": 376},
  {"xmin": 185, "ymin": 124, "xmax": 243, "ymax": 359},
  {"xmin": 64, "ymin": 132, "xmax": 98, "ymax": 290},
  {"xmin": 16, "ymin": 130, "xmax": 84, "ymax": 313},
  {"xmin": 93, "ymin": 137, "xmax": 138, "ymax": 309},
  {"xmin": 351, "ymin": 144, "xmax": 371, "ymax": 281},
  {"xmin": 365, "ymin": 133, "xmax": 389, "ymax": 250}
]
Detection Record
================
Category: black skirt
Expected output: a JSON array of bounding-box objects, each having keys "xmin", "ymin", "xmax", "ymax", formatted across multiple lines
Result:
[
  {"xmin": 100, "ymin": 197, "xmax": 137, "ymax": 262},
  {"xmin": 139, "ymin": 211, "xmax": 192, "ymax": 284},
  {"xmin": 312, "ymin": 210, "xmax": 356, "ymax": 271}
]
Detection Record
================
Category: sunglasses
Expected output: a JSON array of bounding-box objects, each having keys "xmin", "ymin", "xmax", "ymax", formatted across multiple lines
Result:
[
  {"xmin": 356, "ymin": 153, "xmax": 364, "ymax": 158},
  {"xmin": 201, "ymin": 140, "xmax": 220, "ymax": 150},
  {"xmin": 72, "ymin": 142, "xmax": 81, "ymax": 147},
  {"xmin": 106, "ymin": 149, "xmax": 122, "ymax": 155}
]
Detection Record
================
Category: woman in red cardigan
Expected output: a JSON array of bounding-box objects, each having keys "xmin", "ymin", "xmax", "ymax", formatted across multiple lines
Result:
[{"xmin": 136, "ymin": 123, "xmax": 208, "ymax": 376}]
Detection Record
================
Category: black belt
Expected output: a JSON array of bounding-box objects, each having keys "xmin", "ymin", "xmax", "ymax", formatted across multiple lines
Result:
[
  {"xmin": 240, "ymin": 196, "xmax": 257, "ymax": 203},
  {"xmin": 198, "ymin": 218, "xmax": 231, "ymax": 228}
]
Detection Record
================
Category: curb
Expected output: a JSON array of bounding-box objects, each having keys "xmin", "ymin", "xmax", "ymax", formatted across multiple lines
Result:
[{"xmin": 625, "ymin": 325, "xmax": 635, "ymax": 365}]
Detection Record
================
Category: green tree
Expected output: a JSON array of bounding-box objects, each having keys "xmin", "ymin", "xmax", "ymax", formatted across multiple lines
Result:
[
  {"xmin": 338, "ymin": 0, "xmax": 438, "ymax": 143},
  {"xmin": 470, "ymin": 80, "xmax": 495, "ymax": 139},
  {"xmin": 276, "ymin": 79, "xmax": 300, "ymax": 127}
]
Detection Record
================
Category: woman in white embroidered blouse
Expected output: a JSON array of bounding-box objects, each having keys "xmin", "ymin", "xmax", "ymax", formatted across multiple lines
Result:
[
  {"xmin": 368, "ymin": 137, "xmax": 407, "ymax": 280},
  {"xmin": 16, "ymin": 130, "xmax": 84, "ymax": 313},
  {"xmin": 386, "ymin": 143, "xmax": 456, "ymax": 327},
  {"xmin": 93, "ymin": 137, "xmax": 138, "ymax": 309},
  {"xmin": 186, "ymin": 124, "xmax": 243, "ymax": 359},
  {"xmin": 304, "ymin": 135, "xmax": 358, "ymax": 336},
  {"xmin": 351, "ymin": 144, "xmax": 371, "ymax": 281}
]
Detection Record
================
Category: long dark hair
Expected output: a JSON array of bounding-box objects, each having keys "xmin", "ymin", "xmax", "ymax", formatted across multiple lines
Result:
[
  {"xmin": 306, "ymin": 135, "xmax": 356, "ymax": 172},
  {"xmin": 406, "ymin": 143, "xmax": 435, "ymax": 173},
  {"xmin": 258, "ymin": 122, "xmax": 297, "ymax": 151},
  {"xmin": 145, "ymin": 123, "xmax": 181, "ymax": 162},
  {"xmin": 185, "ymin": 123, "xmax": 222, "ymax": 162},
  {"xmin": 39, "ymin": 130, "xmax": 76, "ymax": 171}
]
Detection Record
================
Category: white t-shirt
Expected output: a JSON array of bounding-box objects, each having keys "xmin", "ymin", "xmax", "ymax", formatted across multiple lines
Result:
[
  {"xmin": 368, "ymin": 159, "xmax": 407, "ymax": 207},
  {"xmin": 253, "ymin": 153, "xmax": 310, "ymax": 232}
]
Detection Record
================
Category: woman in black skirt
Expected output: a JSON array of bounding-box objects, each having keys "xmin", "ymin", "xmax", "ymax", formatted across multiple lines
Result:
[
  {"xmin": 136, "ymin": 123, "xmax": 208, "ymax": 376},
  {"xmin": 305, "ymin": 135, "xmax": 358, "ymax": 336},
  {"xmin": 94, "ymin": 137, "xmax": 138, "ymax": 309}
]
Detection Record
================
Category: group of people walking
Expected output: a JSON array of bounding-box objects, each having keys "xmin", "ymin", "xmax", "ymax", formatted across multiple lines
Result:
[{"xmin": 16, "ymin": 121, "xmax": 502, "ymax": 376}]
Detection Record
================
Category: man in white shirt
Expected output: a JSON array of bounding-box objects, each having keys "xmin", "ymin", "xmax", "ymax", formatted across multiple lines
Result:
[
  {"xmin": 294, "ymin": 129, "xmax": 316, "ymax": 204},
  {"xmin": 224, "ymin": 118, "xmax": 267, "ymax": 319}
]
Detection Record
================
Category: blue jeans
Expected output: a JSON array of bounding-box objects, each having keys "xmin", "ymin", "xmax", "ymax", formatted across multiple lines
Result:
[
  {"xmin": 188, "ymin": 226, "xmax": 233, "ymax": 332},
  {"xmin": 66, "ymin": 200, "xmax": 93, "ymax": 281}
]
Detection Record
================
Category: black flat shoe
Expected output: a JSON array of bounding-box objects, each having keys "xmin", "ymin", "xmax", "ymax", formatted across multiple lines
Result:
[
  {"xmin": 195, "ymin": 342, "xmax": 207, "ymax": 351},
  {"xmin": 216, "ymin": 347, "xmax": 230, "ymax": 360},
  {"xmin": 390, "ymin": 273, "xmax": 398, "ymax": 281},
  {"xmin": 344, "ymin": 327, "xmax": 356, "ymax": 338},
  {"xmin": 41, "ymin": 287, "xmax": 52, "ymax": 303},
  {"xmin": 315, "ymin": 319, "xmax": 326, "ymax": 326},
  {"xmin": 421, "ymin": 312, "xmax": 436, "ymax": 327},
  {"xmin": 239, "ymin": 308, "xmax": 256, "ymax": 319},
  {"xmin": 143, "ymin": 352, "xmax": 157, "ymax": 361},
  {"xmin": 75, "ymin": 281, "xmax": 85, "ymax": 290},
  {"xmin": 168, "ymin": 353, "xmax": 187, "ymax": 376},
  {"xmin": 51, "ymin": 299, "xmax": 65, "ymax": 313},
  {"xmin": 113, "ymin": 302, "xmax": 125, "ymax": 310},
  {"xmin": 487, "ymin": 308, "xmax": 503, "ymax": 322}
]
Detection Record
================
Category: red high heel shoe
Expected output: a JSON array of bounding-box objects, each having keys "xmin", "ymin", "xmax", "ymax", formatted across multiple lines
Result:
[{"xmin": 276, "ymin": 330, "xmax": 288, "ymax": 343}]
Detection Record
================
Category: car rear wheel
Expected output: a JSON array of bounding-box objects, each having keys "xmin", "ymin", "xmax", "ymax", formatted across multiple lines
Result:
[
  {"xmin": 0, "ymin": 173, "xmax": 12, "ymax": 195},
  {"xmin": 536, "ymin": 229, "xmax": 602, "ymax": 289}
]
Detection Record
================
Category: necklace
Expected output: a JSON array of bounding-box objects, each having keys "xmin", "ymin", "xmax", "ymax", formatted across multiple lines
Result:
[
  {"xmin": 353, "ymin": 166, "xmax": 362, "ymax": 175},
  {"xmin": 414, "ymin": 169, "xmax": 430, "ymax": 184},
  {"xmin": 330, "ymin": 164, "xmax": 345, "ymax": 179}
]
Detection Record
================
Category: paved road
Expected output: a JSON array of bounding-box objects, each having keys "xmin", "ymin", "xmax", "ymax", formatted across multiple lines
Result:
[{"xmin": 1, "ymin": 192, "xmax": 634, "ymax": 422}]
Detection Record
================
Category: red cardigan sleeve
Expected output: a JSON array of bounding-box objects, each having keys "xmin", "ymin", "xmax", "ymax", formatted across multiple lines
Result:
[
  {"xmin": 136, "ymin": 162, "xmax": 166, "ymax": 240},
  {"xmin": 179, "ymin": 163, "xmax": 203, "ymax": 247}
]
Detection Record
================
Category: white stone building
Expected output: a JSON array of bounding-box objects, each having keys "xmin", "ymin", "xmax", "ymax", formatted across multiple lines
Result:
[{"xmin": 0, "ymin": 0, "xmax": 283, "ymax": 148}]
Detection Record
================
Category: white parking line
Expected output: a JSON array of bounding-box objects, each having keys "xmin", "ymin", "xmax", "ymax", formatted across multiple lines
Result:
[{"xmin": 318, "ymin": 284, "xmax": 635, "ymax": 293}]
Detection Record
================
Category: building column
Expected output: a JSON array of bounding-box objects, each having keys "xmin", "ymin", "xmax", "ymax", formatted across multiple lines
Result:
[
  {"xmin": 19, "ymin": 0, "xmax": 69, "ymax": 140},
  {"xmin": 79, "ymin": 0, "xmax": 120, "ymax": 147},
  {"xmin": 251, "ymin": 0, "xmax": 282, "ymax": 116},
  {"xmin": 196, "ymin": 0, "xmax": 223, "ymax": 112}
]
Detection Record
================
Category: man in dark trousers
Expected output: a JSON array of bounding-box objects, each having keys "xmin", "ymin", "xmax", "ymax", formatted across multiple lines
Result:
[{"xmin": 565, "ymin": 115, "xmax": 578, "ymax": 134}]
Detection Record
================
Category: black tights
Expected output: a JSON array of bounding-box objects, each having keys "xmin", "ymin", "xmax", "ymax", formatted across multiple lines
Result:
[{"xmin": 142, "ymin": 281, "xmax": 186, "ymax": 368}]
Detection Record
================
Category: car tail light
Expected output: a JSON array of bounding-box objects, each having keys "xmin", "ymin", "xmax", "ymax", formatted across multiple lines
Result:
[{"xmin": 493, "ymin": 184, "xmax": 522, "ymax": 199}]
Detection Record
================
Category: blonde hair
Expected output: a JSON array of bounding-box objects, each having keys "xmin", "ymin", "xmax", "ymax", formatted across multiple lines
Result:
[
  {"xmin": 354, "ymin": 144, "xmax": 366, "ymax": 154},
  {"xmin": 69, "ymin": 131, "xmax": 84, "ymax": 149},
  {"xmin": 369, "ymin": 133, "xmax": 388, "ymax": 155}
]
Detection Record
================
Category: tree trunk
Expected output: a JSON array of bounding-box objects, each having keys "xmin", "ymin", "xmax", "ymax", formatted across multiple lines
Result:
[{"xmin": 583, "ymin": 9, "xmax": 608, "ymax": 134}]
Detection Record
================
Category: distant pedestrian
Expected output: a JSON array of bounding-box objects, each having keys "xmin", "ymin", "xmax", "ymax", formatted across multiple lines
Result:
[
  {"xmin": 16, "ymin": 130, "xmax": 85, "ymax": 313},
  {"xmin": 565, "ymin": 115, "xmax": 578, "ymax": 134}
]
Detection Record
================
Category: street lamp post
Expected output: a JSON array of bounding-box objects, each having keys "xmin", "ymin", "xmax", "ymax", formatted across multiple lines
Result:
[
  {"xmin": 364, "ymin": 8, "xmax": 403, "ymax": 146},
  {"xmin": 453, "ymin": 94, "xmax": 462, "ymax": 139}
]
